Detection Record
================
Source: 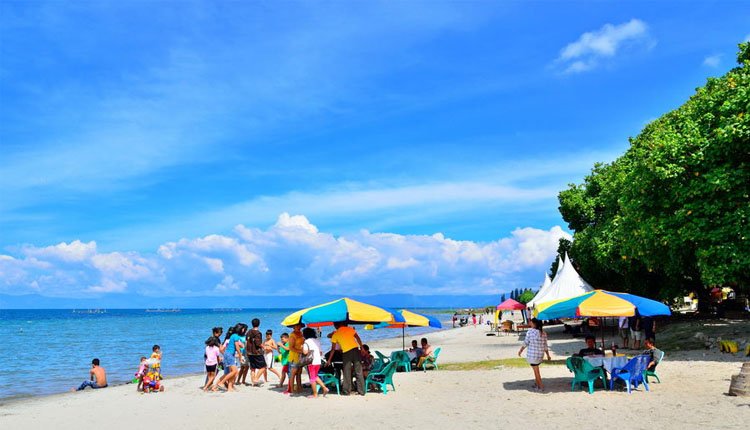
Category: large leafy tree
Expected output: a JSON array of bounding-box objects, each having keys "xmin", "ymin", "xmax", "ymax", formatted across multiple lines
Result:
[{"xmin": 558, "ymin": 42, "xmax": 750, "ymax": 300}]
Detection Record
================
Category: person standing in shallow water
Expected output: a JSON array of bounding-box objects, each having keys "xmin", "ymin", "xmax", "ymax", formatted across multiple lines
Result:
[{"xmin": 517, "ymin": 318, "xmax": 551, "ymax": 392}]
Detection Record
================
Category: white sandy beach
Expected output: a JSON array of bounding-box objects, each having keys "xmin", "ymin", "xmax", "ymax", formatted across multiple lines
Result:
[{"xmin": 2, "ymin": 323, "xmax": 748, "ymax": 430}]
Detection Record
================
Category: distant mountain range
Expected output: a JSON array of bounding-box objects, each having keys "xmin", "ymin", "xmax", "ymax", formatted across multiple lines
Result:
[{"xmin": 0, "ymin": 293, "xmax": 499, "ymax": 309}]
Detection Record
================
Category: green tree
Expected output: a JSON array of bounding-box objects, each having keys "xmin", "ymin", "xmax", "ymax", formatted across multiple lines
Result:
[
  {"xmin": 558, "ymin": 42, "xmax": 750, "ymax": 299},
  {"xmin": 518, "ymin": 289, "xmax": 535, "ymax": 304}
]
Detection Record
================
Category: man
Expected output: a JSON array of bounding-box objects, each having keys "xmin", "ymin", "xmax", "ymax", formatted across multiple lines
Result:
[
  {"xmin": 643, "ymin": 338, "xmax": 663, "ymax": 371},
  {"xmin": 575, "ymin": 335, "xmax": 604, "ymax": 357},
  {"xmin": 285, "ymin": 323, "xmax": 305, "ymax": 394},
  {"xmin": 74, "ymin": 358, "xmax": 108, "ymax": 391},
  {"xmin": 408, "ymin": 339, "xmax": 423, "ymax": 366},
  {"xmin": 328, "ymin": 322, "xmax": 365, "ymax": 395},
  {"xmin": 618, "ymin": 316, "xmax": 630, "ymax": 349},
  {"xmin": 642, "ymin": 316, "xmax": 656, "ymax": 343},
  {"xmin": 416, "ymin": 338, "xmax": 434, "ymax": 369},
  {"xmin": 247, "ymin": 318, "xmax": 266, "ymax": 386},
  {"xmin": 628, "ymin": 311, "xmax": 643, "ymax": 350}
]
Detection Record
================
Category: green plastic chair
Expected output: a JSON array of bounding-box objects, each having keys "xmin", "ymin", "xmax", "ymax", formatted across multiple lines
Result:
[
  {"xmin": 316, "ymin": 372, "xmax": 340, "ymax": 395},
  {"xmin": 374, "ymin": 350, "xmax": 391, "ymax": 366},
  {"xmin": 421, "ymin": 347, "xmax": 441, "ymax": 371},
  {"xmin": 566, "ymin": 356, "xmax": 606, "ymax": 394},
  {"xmin": 390, "ymin": 350, "xmax": 412, "ymax": 372},
  {"xmin": 644, "ymin": 350, "xmax": 664, "ymax": 383},
  {"xmin": 364, "ymin": 361, "xmax": 397, "ymax": 395}
]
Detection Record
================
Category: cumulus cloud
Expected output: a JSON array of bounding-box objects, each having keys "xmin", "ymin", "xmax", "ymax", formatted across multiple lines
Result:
[
  {"xmin": 556, "ymin": 19, "xmax": 651, "ymax": 73},
  {"xmin": 0, "ymin": 213, "xmax": 570, "ymax": 297},
  {"xmin": 703, "ymin": 54, "xmax": 721, "ymax": 68}
]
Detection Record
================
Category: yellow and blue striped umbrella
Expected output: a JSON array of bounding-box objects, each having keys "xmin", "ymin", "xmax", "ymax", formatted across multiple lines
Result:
[
  {"xmin": 281, "ymin": 297, "xmax": 404, "ymax": 327},
  {"xmin": 535, "ymin": 290, "xmax": 671, "ymax": 320},
  {"xmin": 365, "ymin": 309, "xmax": 442, "ymax": 350}
]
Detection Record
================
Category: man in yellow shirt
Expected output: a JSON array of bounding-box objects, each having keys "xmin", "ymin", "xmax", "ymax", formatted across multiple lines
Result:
[
  {"xmin": 285, "ymin": 323, "xmax": 305, "ymax": 394},
  {"xmin": 328, "ymin": 322, "xmax": 364, "ymax": 395}
]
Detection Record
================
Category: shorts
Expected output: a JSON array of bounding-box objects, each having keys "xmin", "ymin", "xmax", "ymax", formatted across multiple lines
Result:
[
  {"xmin": 249, "ymin": 354, "xmax": 266, "ymax": 369},
  {"xmin": 526, "ymin": 357, "xmax": 542, "ymax": 366},
  {"xmin": 205, "ymin": 364, "xmax": 217, "ymax": 373},
  {"xmin": 282, "ymin": 364, "xmax": 289, "ymax": 375},
  {"xmin": 308, "ymin": 364, "xmax": 320, "ymax": 382},
  {"xmin": 264, "ymin": 352, "xmax": 274, "ymax": 368},
  {"xmin": 630, "ymin": 329, "xmax": 643, "ymax": 341},
  {"xmin": 289, "ymin": 361, "xmax": 301, "ymax": 369},
  {"xmin": 223, "ymin": 352, "xmax": 237, "ymax": 368}
]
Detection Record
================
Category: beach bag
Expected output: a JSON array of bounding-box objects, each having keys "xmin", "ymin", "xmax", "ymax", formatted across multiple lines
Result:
[{"xmin": 299, "ymin": 342, "xmax": 313, "ymax": 366}]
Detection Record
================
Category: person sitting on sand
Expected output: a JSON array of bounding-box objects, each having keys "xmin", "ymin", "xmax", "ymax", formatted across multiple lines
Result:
[
  {"xmin": 75, "ymin": 358, "xmax": 108, "ymax": 391},
  {"xmin": 517, "ymin": 318, "xmax": 551, "ymax": 392},
  {"xmin": 416, "ymin": 338, "xmax": 434, "ymax": 369},
  {"xmin": 575, "ymin": 335, "xmax": 604, "ymax": 357},
  {"xmin": 643, "ymin": 338, "xmax": 663, "ymax": 371}
]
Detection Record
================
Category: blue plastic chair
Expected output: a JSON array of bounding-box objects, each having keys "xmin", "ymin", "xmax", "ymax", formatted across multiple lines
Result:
[{"xmin": 610, "ymin": 354, "xmax": 650, "ymax": 394}]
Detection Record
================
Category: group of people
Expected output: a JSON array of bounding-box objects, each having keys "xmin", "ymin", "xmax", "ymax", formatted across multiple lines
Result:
[
  {"xmin": 74, "ymin": 344, "xmax": 164, "ymax": 393},
  {"xmin": 617, "ymin": 313, "xmax": 657, "ymax": 350},
  {"xmin": 518, "ymin": 318, "xmax": 663, "ymax": 393},
  {"xmin": 203, "ymin": 319, "xmax": 388, "ymax": 397}
]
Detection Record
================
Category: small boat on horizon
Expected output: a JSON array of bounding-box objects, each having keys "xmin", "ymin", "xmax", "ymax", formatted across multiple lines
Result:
[
  {"xmin": 145, "ymin": 308, "xmax": 181, "ymax": 313},
  {"xmin": 72, "ymin": 309, "xmax": 107, "ymax": 314}
]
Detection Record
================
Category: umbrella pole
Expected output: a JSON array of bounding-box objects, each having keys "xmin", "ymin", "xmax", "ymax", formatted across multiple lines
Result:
[{"xmin": 402, "ymin": 326, "xmax": 405, "ymax": 351}]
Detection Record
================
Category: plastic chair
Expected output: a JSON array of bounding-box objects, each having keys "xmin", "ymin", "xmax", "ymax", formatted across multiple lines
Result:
[
  {"xmin": 610, "ymin": 354, "xmax": 650, "ymax": 394},
  {"xmin": 374, "ymin": 350, "xmax": 391, "ymax": 366},
  {"xmin": 421, "ymin": 347, "xmax": 441, "ymax": 371},
  {"xmin": 644, "ymin": 350, "xmax": 664, "ymax": 383},
  {"xmin": 390, "ymin": 350, "xmax": 411, "ymax": 372},
  {"xmin": 370, "ymin": 357, "xmax": 385, "ymax": 373},
  {"xmin": 566, "ymin": 356, "xmax": 606, "ymax": 394},
  {"xmin": 315, "ymin": 372, "xmax": 340, "ymax": 395},
  {"xmin": 364, "ymin": 362, "xmax": 397, "ymax": 395}
]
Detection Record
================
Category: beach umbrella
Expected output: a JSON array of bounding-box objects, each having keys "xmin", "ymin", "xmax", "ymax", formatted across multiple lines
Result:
[
  {"xmin": 535, "ymin": 290, "xmax": 671, "ymax": 320},
  {"xmin": 535, "ymin": 290, "xmax": 671, "ymax": 351},
  {"xmin": 365, "ymin": 309, "xmax": 442, "ymax": 350},
  {"xmin": 281, "ymin": 297, "xmax": 404, "ymax": 327}
]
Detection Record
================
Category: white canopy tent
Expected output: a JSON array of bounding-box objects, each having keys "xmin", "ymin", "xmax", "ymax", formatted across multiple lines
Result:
[
  {"xmin": 527, "ymin": 255, "xmax": 563, "ymax": 308},
  {"xmin": 526, "ymin": 272, "xmax": 553, "ymax": 308},
  {"xmin": 529, "ymin": 253, "xmax": 594, "ymax": 308}
]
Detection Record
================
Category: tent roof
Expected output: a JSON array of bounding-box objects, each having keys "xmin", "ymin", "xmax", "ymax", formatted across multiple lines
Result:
[
  {"xmin": 497, "ymin": 298, "xmax": 526, "ymax": 310},
  {"xmin": 530, "ymin": 253, "xmax": 594, "ymax": 308}
]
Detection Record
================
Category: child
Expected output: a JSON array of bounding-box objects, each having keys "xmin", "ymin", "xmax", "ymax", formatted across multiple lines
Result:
[
  {"xmin": 135, "ymin": 356, "xmax": 148, "ymax": 391},
  {"xmin": 203, "ymin": 337, "xmax": 222, "ymax": 391},
  {"xmin": 360, "ymin": 344, "xmax": 373, "ymax": 378},
  {"xmin": 262, "ymin": 329, "xmax": 282, "ymax": 382},
  {"xmin": 277, "ymin": 333, "xmax": 290, "ymax": 388},
  {"xmin": 302, "ymin": 327, "xmax": 329, "ymax": 398},
  {"xmin": 150, "ymin": 345, "xmax": 162, "ymax": 380}
]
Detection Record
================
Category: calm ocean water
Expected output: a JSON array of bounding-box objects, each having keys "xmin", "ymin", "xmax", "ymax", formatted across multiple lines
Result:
[{"xmin": 0, "ymin": 308, "xmax": 446, "ymax": 400}]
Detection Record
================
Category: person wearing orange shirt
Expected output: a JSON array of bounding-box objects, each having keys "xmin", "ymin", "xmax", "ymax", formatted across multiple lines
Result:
[{"xmin": 328, "ymin": 322, "xmax": 365, "ymax": 395}]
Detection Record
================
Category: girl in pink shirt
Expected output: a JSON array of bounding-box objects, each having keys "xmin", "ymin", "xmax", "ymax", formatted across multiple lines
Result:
[{"xmin": 203, "ymin": 337, "xmax": 222, "ymax": 391}]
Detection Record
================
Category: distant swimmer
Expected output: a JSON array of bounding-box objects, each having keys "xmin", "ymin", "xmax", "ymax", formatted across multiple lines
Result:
[{"xmin": 73, "ymin": 358, "xmax": 108, "ymax": 391}]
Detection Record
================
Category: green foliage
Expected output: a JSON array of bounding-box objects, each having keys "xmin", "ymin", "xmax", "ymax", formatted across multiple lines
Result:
[
  {"xmin": 518, "ymin": 289, "xmax": 535, "ymax": 304},
  {"xmin": 558, "ymin": 42, "xmax": 750, "ymax": 298},
  {"xmin": 548, "ymin": 238, "xmax": 572, "ymax": 277}
]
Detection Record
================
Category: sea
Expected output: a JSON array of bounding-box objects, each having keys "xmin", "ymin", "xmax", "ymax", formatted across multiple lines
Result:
[{"xmin": 0, "ymin": 308, "xmax": 448, "ymax": 401}]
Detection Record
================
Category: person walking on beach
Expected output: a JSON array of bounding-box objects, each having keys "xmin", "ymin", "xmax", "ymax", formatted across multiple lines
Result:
[
  {"xmin": 261, "ymin": 329, "xmax": 282, "ymax": 382},
  {"xmin": 74, "ymin": 358, "xmax": 108, "ymax": 391},
  {"xmin": 214, "ymin": 324, "xmax": 244, "ymax": 392},
  {"xmin": 286, "ymin": 323, "xmax": 305, "ymax": 395},
  {"xmin": 277, "ymin": 332, "xmax": 290, "ymax": 388},
  {"xmin": 329, "ymin": 321, "xmax": 365, "ymax": 395},
  {"xmin": 517, "ymin": 318, "xmax": 551, "ymax": 392},
  {"xmin": 247, "ymin": 319, "xmax": 267, "ymax": 386},
  {"xmin": 302, "ymin": 327, "xmax": 329, "ymax": 398},
  {"xmin": 203, "ymin": 337, "xmax": 222, "ymax": 391}
]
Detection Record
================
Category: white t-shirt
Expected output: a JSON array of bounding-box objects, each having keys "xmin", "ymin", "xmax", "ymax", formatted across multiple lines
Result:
[{"xmin": 303, "ymin": 338, "xmax": 323, "ymax": 365}]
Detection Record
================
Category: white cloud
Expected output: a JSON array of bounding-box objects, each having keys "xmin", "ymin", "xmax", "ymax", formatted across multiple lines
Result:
[
  {"xmin": 557, "ymin": 19, "xmax": 650, "ymax": 73},
  {"xmin": 703, "ymin": 54, "xmax": 721, "ymax": 68},
  {"xmin": 0, "ymin": 213, "xmax": 571, "ymax": 297}
]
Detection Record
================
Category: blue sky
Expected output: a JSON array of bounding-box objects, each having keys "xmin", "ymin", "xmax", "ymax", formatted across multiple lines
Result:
[{"xmin": 0, "ymin": 1, "xmax": 748, "ymax": 306}]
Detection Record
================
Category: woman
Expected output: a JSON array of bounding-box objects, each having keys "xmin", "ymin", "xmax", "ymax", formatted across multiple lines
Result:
[
  {"xmin": 214, "ymin": 324, "xmax": 245, "ymax": 392},
  {"xmin": 517, "ymin": 318, "xmax": 551, "ymax": 392},
  {"xmin": 302, "ymin": 327, "xmax": 329, "ymax": 398}
]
